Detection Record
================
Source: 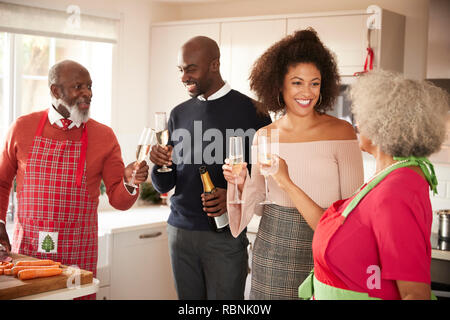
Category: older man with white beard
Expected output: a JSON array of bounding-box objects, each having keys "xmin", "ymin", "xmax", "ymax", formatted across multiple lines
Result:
[{"xmin": 0, "ymin": 60, "xmax": 148, "ymax": 299}]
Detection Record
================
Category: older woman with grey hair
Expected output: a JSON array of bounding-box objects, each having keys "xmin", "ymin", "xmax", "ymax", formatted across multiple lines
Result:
[{"xmin": 266, "ymin": 70, "xmax": 448, "ymax": 300}]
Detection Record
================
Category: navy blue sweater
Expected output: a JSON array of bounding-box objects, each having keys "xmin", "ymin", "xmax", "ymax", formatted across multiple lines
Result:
[{"xmin": 151, "ymin": 90, "xmax": 271, "ymax": 231}]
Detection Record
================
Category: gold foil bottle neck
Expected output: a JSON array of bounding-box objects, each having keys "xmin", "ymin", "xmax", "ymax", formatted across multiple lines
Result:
[{"xmin": 199, "ymin": 166, "xmax": 216, "ymax": 193}]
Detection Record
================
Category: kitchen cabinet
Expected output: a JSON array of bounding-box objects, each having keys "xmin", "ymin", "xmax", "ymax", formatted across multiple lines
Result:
[
  {"xmin": 149, "ymin": 5, "xmax": 406, "ymax": 116},
  {"xmin": 97, "ymin": 285, "xmax": 110, "ymax": 300},
  {"xmin": 109, "ymin": 222, "xmax": 177, "ymax": 299},
  {"xmin": 220, "ymin": 19, "xmax": 286, "ymax": 99},
  {"xmin": 287, "ymin": 7, "xmax": 405, "ymax": 83},
  {"xmin": 96, "ymin": 206, "xmax": 176, "ymax": 300},
  {"xmin": 288, "ymin": 14, "xmax": 368, "ymax": 78},
  {"xmin": 149, "ymin": 22, "xmax": 221, "ymax": 116}
]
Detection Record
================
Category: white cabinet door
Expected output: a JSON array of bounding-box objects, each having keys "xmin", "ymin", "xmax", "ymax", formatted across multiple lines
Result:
[
  {"xmin": 97, "ymin": 286, "xmax": 110, "ymax": 300},
  {"xmin": 287, "ymin": 15, "xmax": 371, "ymax": 77},
  {"xmin": 149, "ymin": 23, "xmax": 221, "ymax": 117},
  {"xmin": 110, "ymin": 223, "xmax": 177, "ymax": 299},
  {"xmin": 220, "ymin": 19, "xmax": 286, "ymax": 99}
]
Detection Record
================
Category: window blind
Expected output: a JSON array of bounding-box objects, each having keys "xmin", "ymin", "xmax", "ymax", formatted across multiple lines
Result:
[{"xmin": 0, "ymin": 2, "xmax": 119, "ymax": 43}]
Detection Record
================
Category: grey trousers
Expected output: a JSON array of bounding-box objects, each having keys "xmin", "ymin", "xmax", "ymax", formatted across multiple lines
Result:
[{"xmin": 167, "ymin": 224, "xmax": 249, "ymax": 300}]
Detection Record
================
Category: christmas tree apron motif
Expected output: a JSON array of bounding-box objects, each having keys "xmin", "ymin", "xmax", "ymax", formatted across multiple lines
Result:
[{"xmin": 12, "ymin": 109, "xmax": 98, "ymax": 299}]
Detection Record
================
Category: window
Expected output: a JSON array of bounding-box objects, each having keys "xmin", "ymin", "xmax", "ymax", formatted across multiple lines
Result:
[
  {"xmin": 0, "ymin": 2, "xmax": 118, "ymax": 142},
  {"xmin": 2, "ymin": 33, "xmax": 113, "ymax": 134}
]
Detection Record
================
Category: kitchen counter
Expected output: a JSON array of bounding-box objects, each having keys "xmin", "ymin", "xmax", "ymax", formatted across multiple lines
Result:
[
  {"xmin": 14, "ymin": 279, "xmax": 99, "ymax": 300},
  {"xmin": 5, "ymin": 205, "xmax": 171, "ymax": 238},
  {"xmin": 98, "ymin": 204, "xmax": 170, "ymax": 235}
]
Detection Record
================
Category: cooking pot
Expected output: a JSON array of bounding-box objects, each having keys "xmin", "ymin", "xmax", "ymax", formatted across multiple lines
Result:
[{"xmin": 437, "ymin": 210, "xmax": 450, "ymax": 241}]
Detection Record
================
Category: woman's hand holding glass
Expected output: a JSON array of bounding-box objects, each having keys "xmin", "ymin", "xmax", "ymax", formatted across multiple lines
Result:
[
  {"xmin": 257, "ymin": 135, "xmax": 277, "ymax": 205},
  {"xmin": 262, "ymin": 154, "xmax": 291, "ymax": 191},
  {"xmin": 228, "ymin": 136, "xmax": 245, "ymax": 204},
  {"xmin": 222, "ymin": 160, "xmax": 248, "ymax": 189}
]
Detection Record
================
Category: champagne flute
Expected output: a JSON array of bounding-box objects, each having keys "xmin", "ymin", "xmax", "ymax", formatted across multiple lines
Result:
[
  {"xmin": 228, "ymin": 136, "xmax": 245, "ymax": 204},
  {"xmin": 126, "ymin": 127, "xmax": 153, "ymax": 188},
  {"xmin": 155, "ymin": 112, "xmax": 172, "ymax": 173},
  {"xmin": 258, "ymin": 135, "xmax": 275, "ymax": 205}
]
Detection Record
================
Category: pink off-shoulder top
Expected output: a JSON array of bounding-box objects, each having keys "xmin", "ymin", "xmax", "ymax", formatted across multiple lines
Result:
[{"xmin": 226, "ymin": 140, "xmax": 364, "ymax": 237}]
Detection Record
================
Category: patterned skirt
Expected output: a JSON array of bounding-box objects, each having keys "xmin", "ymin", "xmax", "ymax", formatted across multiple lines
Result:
[{"xmin": 250, "ymin": 204, "xmax": 314, "ymax": 300}]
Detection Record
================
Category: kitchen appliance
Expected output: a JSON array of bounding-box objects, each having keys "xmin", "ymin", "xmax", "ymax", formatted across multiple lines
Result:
[
  {"xmin": 430, "ymin": 232, "xmax": 450, "ymax": 300},
  {"xmin": 437, "ymin": 210, "xmax": 450, "ymax": 241}
]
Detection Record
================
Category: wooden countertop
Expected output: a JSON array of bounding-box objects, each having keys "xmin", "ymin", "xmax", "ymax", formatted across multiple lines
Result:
[{"xmin": 0, "ymin": 253, "xmax": 94, "ymax": 300}]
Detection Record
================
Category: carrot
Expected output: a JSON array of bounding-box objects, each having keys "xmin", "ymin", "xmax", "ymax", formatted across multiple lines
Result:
[
  {"xmin": 3, "ymin": 268, "xmax": 12, "ymax": 275},
  {"xmin": 0, "ymin": 269, "xmax": 3, "ymax": 275},
  {"xmin": 15, "ymin": 260, "xmax": 57, "ymax": 267},
  {"xmin": 0, "ymin": 262, "xmax": 13, "ymax": 269},
  {"xmin": 12, "ymin": 265, "xmax": 60, "ymax": 276},
  {"xmin": 18, "ymin": 268, "xmax": 62, "ymax": 280}
]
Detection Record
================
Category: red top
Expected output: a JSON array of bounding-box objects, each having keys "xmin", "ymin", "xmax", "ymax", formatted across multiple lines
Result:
[
  {"xmin": 312, "ymin": 167, "xmax": 433, "ymax": 300},
  {"xmin": 0, "ymin": 109, "xmax": 138, "ymax": 221}
]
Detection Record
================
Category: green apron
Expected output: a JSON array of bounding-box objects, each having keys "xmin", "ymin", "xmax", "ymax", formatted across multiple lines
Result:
[{"xmin": 298, "ymin": 156, "xmax": 438, "ymax": 300}]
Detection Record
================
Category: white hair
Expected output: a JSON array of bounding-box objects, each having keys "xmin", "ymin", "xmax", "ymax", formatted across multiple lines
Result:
[{"xmin": 350, "ymin": 70, "xmax": 449, "ymax": 157}]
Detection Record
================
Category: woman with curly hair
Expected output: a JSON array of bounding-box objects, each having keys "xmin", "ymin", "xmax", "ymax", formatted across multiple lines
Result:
[
  {"xmin": 269, "ymin": 70, "xmax": 449, "ymax": 300},
  {"xmin": 222, "ymin": 28, "xmax": 364, "ymax": 299}
]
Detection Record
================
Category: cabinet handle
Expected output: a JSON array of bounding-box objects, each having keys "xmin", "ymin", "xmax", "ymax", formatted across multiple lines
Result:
[{"xmin": 139, "ymin": 232, "xmax": 162, "ymax": 239}]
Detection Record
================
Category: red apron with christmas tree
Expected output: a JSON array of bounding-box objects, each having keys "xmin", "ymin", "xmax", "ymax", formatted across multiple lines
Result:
[{"xmin": 12, "ymin": 109, "xmax": 97, "ymax": 300}]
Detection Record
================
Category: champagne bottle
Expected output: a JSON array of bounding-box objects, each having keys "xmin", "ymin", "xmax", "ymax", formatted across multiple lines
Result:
[{"xmin": 199, "ymin": 166, "xmax": 229, "ymax": 232}]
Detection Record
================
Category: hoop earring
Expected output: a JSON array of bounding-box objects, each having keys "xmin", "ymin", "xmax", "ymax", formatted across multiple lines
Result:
[
  {"xmin": 277, "ymin": 93, "xmax": 284, "ymax": 107},
  {"xmin": 316, "ymin": 93, "xmax": 322, "ymax": 107}
]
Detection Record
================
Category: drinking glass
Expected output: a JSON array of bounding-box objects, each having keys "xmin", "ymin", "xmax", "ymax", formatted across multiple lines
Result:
[
  {"xmin": 228, "ymin": 136, "xmax": 245, "ymax": 204},
  {"xmin": 126, "ymin": 127, "xmax": 153, "ymax": 188},
  {"xmin": 258, "ymin": 135, "xmax": 275, "ymax": 205},
  {"xmin": 155, "ymin": 112, "xmax": 172, "ymax": 173}
]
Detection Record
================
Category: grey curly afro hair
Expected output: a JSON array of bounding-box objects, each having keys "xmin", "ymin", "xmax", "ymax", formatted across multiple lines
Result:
[{"xmin": 350, "ymin": 70, "xmax": 449, "ymax": 157}]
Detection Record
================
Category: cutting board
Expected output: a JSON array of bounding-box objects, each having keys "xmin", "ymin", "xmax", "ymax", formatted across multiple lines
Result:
[{"xmin": 0, "ymin": 253, "xmax": 93, "ymax": 300}]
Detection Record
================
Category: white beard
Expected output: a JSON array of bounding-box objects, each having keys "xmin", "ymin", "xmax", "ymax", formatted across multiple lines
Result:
[{"xmin": 51, "ymin": 97, "xmax": 90, "ymax": 124}]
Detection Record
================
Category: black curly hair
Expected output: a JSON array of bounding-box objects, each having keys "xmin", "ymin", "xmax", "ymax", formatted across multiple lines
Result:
[{"xmin": 249, "ymin": 28, "xmax": 340, "ymax": 115}]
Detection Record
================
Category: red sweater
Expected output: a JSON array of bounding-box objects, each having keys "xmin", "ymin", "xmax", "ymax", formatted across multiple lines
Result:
[{"xmin": 0, "ymin": 110, "xmax": 138, "ymax": 221}]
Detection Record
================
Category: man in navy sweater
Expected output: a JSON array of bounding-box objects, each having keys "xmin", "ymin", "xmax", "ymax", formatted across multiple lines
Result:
[{"xmin": 150, "ymin": 36, "xmax": 271, "ymax": 300}]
